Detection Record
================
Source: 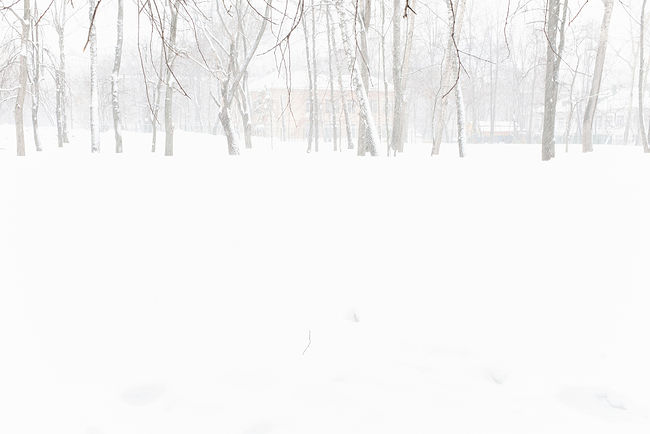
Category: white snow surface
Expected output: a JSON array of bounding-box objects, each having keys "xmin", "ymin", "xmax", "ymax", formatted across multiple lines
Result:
[{"xmin": 2, "ymin": 127, "xmax": 650, "ymax": 434}]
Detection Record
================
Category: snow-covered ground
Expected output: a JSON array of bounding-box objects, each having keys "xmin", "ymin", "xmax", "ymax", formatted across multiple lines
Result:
[{"xmin": 2, "ymin": 126, "xmax": 650, "ymax": 434}]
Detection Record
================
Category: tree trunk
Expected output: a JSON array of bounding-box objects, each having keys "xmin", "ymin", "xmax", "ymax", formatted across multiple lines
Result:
[
  {"xmin": 432, "ymin": 0, "xmax": 466, "ymax": 155},
  {"xmin": 88, "ymin": 0, "xmax": 100, "ymax": 152},
  {"xmin": 311, "ymin": 0, "xmax": 319, "ymax": 152},
  {"xmin": 31, "ymin": 2, "xmax": 42, "ymax": 152},
  {"xmin": 220, "ymin": 102, "xmax": 238, "ymax": 155},
  {"xmin": 639, "ymin": 0, "xmax": 649, "ymax": 152},
  {"xmin": 216, "ymin": 1, "xmax": 268, "ymax": 155},
  {"xmin": 400, "ymin": 6, "xmax": 415, "ymax": 149},
  {"xmin": 328, "ymin": 7, "xmax": 353, "ymax": 150},
  {"xmin": 241, "ymin": 74, "xmax": 253, "ymax": 149},
  {"xmin": 582, "ymin": 0, "xmax": 614, "ymax": 152},
  {"xmin": 15, "ymin": 0, "xmax": 30, "ymax": 156},
  {"xmin": 164, "ymin": 0, "xmax": 179, "ymax": 156},
  {"xmin": 334, "ymin": 0, "xmax": 380, "ymax": 155},
  {"xmin": 234, "ymin": 85, "xmax": 252, "ymax": 150},
  {"xmin": 380, "ymin": 0, "xmax": 390, "ymax": 154},
  {"xmin": 456, "ymin": 83, "xmax": 466, "ymax": 157},
  {"xmin": 390, "ymin": 0, "xmax": 403, "ymax": 154},
  {"xmin": 55, "ymin": 3, "xmax": 68, "ymax": 148},
  {"xmin": 152, "ymin": 44, "xmax": 165, "ymax": 151},
  {"xmin": 564, "ymin": 60, "xmax": 580, "ymax": 151},
  {"xmin": 326, "ymin": 5, "xmax": 338, "ymax": 151},
  {"xmin": 356, "ymin": 0, "xmax": 371, "ymax": 155},
  {"xmin": 623, "ymin": 46, "xmax": 637, "ymax": 146},
  {"xmin": 238, "ymin": 90, "xmax": 253, "ymax": 150},
  {"xmin": 527, "ymin": 37, "xmax": 539, "ymax": 145},
  {"xmin": 489, "ymin": 29, "xmax": 497, "ymax": 143},
  {"xmin": 112, "ymin": 0, "xmax": 124, "ymax": 153},
  {"xmin": 302, "ymin": 14, "xmax": 314, "ymax": 152},
  {"xmin": 541, "ymin": 0, "xmax": 567, "ymax": 160}
]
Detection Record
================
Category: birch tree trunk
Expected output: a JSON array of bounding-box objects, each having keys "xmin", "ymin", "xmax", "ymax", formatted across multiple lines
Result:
[
  {"xmin": 328, "ymin": 7, "xmax": 353, "ymax": 150},
  {"xmin": 401, "ymin": 6, "xmax": 415, "ymax": 149},
  {"xmin": 164, "ymin": 0, "xmax": 179, "ymax": 156},
  {"xmin": 432, "ymin": 0, "xmax": 466, "ymax": 156},
  {"xmin": 564, "ymin": 60, "xmax": 580, "ymax": 151},
  {"xmin": 15, "ymin": 0, "xmax": 30, "ymax": 156},
  {"xmin": 623, "ymin": 44, "xmax": 637, "ymax": 145},
  {"xmin": 88, "ymin": 0, "xmax": 100, "ymax": 153},
  {"xmin": 356, "ymin": 0, "xmax": 371, "ymax": 155},
  {"xmin": 582, "ymin": 0, "xmax": 614, "ymax": 152},
  {"xmin": 527, "ymin": 37, "xmax": 539, "ymax": 145},
  {"xmin": 311, "ymin": 0, "xmax": 319, "ymax": 152},
  {"xmin": 456, "ymin": 79, "xmax": 466, "ymax": 157},
  {"xmin": 639, "ymin": 0, "xmax": 649, "ymax": 152},
  {"xmin": 489, "ymin": 29, "xmax": 497, "ymax": 143},
  {"xmin": 390, "ymin": 0, "xmax": 403, "ymax": 154},
  {"xmin": 112, "ymin": 0, "xmax": 124, "ymax": 153},
  {"xmin": 302, "ymin": 14, "xmax": 314, "ymax": 152},
  {"xmin": 380, "ymin": 0, "xmax": 390, "ymax": 154},
  {"xmin": 240, "ymin": 74, "xmax": 253, "ymax": 149},
  {"xmin": 334, "ymin": 0, "xmax": 380, "ymax": 155},
  {"xmin": 334, "ymin": 0, "xmax": 379, "ymax": 156},
  {"xmin": 326, "ymin": 5, "xmax": 338, "ymax": 151},
  {"xmin": 30, "ymin": 2, "xmax": 42, "ymax": 152},
  {"xmin": 55, "ymin": 0, "xmax": 68, "ymax": 148},
  {"xmin": 152, "ymin": 49, "xmax": 165, "ymax": 151}
]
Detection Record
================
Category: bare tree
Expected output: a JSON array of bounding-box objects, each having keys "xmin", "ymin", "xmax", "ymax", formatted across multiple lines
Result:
[
  {"xmin": 150, "ymin": 49, "xmax": 165, "ymax": 152},
  {"xmin": 325, "ymin": 3, "xmax": 338, "ymax": 151},
  {"xmin": 302, "ymin": 8, "xmax": 314, "ymax": 152},
  {"xmin": 53, "ymin": 0, "xmax": 69, "ymax": 147},
  {"xmin": 356, "ymin": 0, "xmax": 371, "ymax": 155},
  {"xmin": 164, "ymin": 0, "xmax": 179, "ymax": 156},
  {"xmin": 640, "ymin": 0, "xmax": 649, "ymax": 152},
  {"xmin": 541, "ymin": 0, "xmax": 568, "ymax": 161},
  {"xmin": 327, "ymin": 6, "xmax": 353, "ymax": 150},
  {"xmin": 391, "ymin": 0, "xmax": 403, "ymax": 153},
  {"xmin": 380, "ymin": 0, "xmax": 390, "ymax": 153},
  {"xmin": 564, "ymin": 55, "xmax": 581, "ymax": 151},
  {"xmin": 432, "ymin": 0, "xmax": 467, "ymax": 156},
  {"xmin": 526, "ymin": 32, "xmax": 540, "ymax": 145},
  {"xmin": 203, "ymin": 0, "xmax": 270, "ymax": 155},
  {"xmin": 29, "ymin": 0, "xmax": 42, "ymax": 152},
  {"xmin": 235, "ymin": 83, "xmax": 253, "ymax": 149},
  {"xmin": 310, "ymin": 0, "xmax": 319, "ymax": 152},
  {"xmin": 623, "ymin": 23, "xmax": 638, "ymax": 146},
  {"xmin": 489, "ymin": 25, "xmax": 498, "ymax": 143},
  {"xmin": 15, "ymin": 0, "xmax": 30, "ymax": 156},
  {"xmin": 112, "ymin": 0, "xmax": 124, "ymax": 152},
  {"xmin": 88, "ymin": 0, "xmax": 100, "ymax": 152},
  {"xmin": 333, "ymin": 0, "xmax": 380, "ymax": 155},
  {"xmin": 147, "ymin": 2, "xmax": 168, "ymax": 153},
  {"xmin": 582, "ymin": 0, "xmax": 614, "ymax": 152}
]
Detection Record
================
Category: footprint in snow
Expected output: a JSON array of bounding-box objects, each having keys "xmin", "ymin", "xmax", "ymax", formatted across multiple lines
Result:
[{"xmin": 486, "ymin": 367, "xmax": 509, "ymax": 385}]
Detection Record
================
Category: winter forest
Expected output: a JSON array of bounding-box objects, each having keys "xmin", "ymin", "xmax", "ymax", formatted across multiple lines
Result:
[
  {"xmin": 2, "ymin": 2, "xmax": 650, "ymax": 434},
  {"xmin": 0, "ymin": 0, "xmax": 649, "ymax": 159}
]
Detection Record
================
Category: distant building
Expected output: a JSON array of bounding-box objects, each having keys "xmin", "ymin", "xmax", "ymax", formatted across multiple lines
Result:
[
  {"xmin": 472, "ymin": 121, "xmax": 522, "ymax": 143},
  {"xmin": 248, "ymin": 72, "xmax": 392, "ymax": 143}
]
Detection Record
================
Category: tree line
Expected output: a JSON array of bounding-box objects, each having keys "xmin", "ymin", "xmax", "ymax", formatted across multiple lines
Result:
[{"xmin": 0, "ymin": 0, "xmax": 647, "ymax": 160}]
